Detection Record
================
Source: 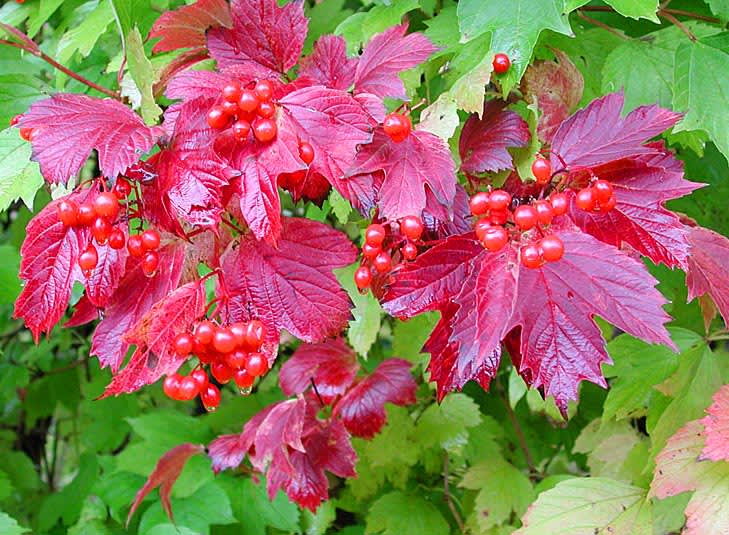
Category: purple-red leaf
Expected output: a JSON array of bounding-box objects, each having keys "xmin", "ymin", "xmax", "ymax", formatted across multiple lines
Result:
[
  {"xmin": 700, "ymin": 384, "xmax": 729, "ymax": 462},
  {"xmin": 686, "ymin": 226, "xmax": 729, "ymax": 327},
  {"xmin": 148, "ymin": 0, "xmax": 232, "ymax": 53},
  {"xmin": 85, "ymin": 225, "xmax": 129, "ymax": 308},
  {"xmin": 298, "ymin": 35, "xmax": 356, "ymax": 90},
  {"xmin": 18, "ymin": 94, "xmax": 159, "ymax": 184}
]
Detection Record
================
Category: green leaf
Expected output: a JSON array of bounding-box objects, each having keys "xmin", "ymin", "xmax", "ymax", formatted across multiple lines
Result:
[
  {"xmin": 0, "ymin": 74, "xmax": 45, "ymax": 130},
  {"xmin": 56, "ymin": 1, "xmax": 115, "ymax": 69},
  {"xmin": 362, "ymin": 406, "xmax": 420, "ymax": 488},
  {"xmin": 0, "ymin": 512, "xmax": 29, "ymax": 535},
  {"xmin": 515, "ymin": 478, "xmax": 652, "ymax": 535},
  {"xmin": 512, "ymin": 99, "xmax": 541, "ymax": 182},
  {"xmin": 0, "ymin": 450, "xmax": 41, "ymax": 492},
  {"xmin": 418, "ymin": 93, "xmax": 460, "ymax": 140},
  {"xmin": 24, "ymin": 368, "xmax": 81, "ymax": 426},
  {"xmin": 457, "ymin": 0, "xmax": 573, "ymax": 94},
  {"xmin": 0, "ymin": 245, "xmax": 21, "ymax": 303},
  {"xmin": 336, "ymin": 264, "xmax": 382, "ymax": 357},
  {"xmin": 415, "ymin": 393, "xmax": 482, "ymax": 452},
  {"xmin": 328, "ymin": 188, "xmax": 352, "ymax": 224},
  {"xmin": 0, "ymin": 128, "xmax": 44, "ymax": 213},
  {"xmin": 335, "ymin": 0, "xmax": 420, "ymax": 54},
  {"xmin": 604, "ymin": 0, "xmax": 659, "ymax": 21},
  {"xmin": 218, "ymin": 476, "xmax": 300, "ymax": 535},
  {"xmin": 110, "ymin": 0, "xmax": 157, "ymax": 37},
  {"xmin": 304, "ymin": 0, "xmax": 353, "ymax": 54},
  {"xmin": 705, "ymin": 0, "xmax": 729, "ymax": 20},
  {"xmin": 450, "ymin": 53, "xmax": 493, "ymax": 113},
  {"xmin": 366, "ymin": 491, "xmax": 450, "ymax": 535},
  {"xmin": 37, "ymin": 453, "xmax": 99, "ymax": 530},
  {"xmin": 68, "ymin": 496, "xmax": 110, "ymax": 535},
  {"xmin": 574, "ymin": 419, "xmax": 645, "ymax": 483},
  {"xmin": 392, "ymin": 312, "xmax": 438, "ymax": 366},
  {"xmin": 26, "ymin": 0, "xmax": 65, "ymax": 38},
  {"xmin": 302, "ymin": 500, "xmax": 336, "ymax": 535},
  {"xmin": 125, "ymin": 27, "xmax": 162, "ymax": 125}
]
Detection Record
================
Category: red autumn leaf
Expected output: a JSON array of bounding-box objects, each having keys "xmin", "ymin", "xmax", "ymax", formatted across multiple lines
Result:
[
  {"xmin": 84, "ymin": 225, "xmax": 129, "ymax": 308},
  {"xmin": 17, "ymin": 94, "xmax": 159, "ymax": 184},
  {"xmin": 206, "ymin": 0, "xmax": 307, "ymax": 77},
  {"xmin": 278, "ymin": 169, "xmax": 332, "ymax": 206},
  {"xmin": 700, "ymin": 384, "xmax": 729, "ymax": 462},
  {"xmin": 102, "ymin": 280, "xmax": 207, "ymax": 396},
  {"xmin": 91, "ymin": 243, "xmax": 185, "ymax": 372},
  {"xmin": 236, "ymin": 161, "xmax": 282, "ymax": 243},
  {"xmin": 65, "ymin": 295, "xmax": 99, "ymax": 328},
  {"xmin": 279, "ymin": 338, "xmax": 360, "ymax": 403},
  {"xmin": 686, "ymin": 226, "xmax": 729, "ymax": 327},
  {"xmin": 353, "ymin": 24, "xmax": 437, "ymax": 100},
  {"xmin": 549, "ymin": 91, "xmax": 681, "ymax": 171},
  {"xmin": 127, "ymin": 443, "xmax": 204, "ymax": 526},
  {"xmin": 148, "ymin": 0, "xmax": 232, "ymax": 53},
  {"xmin": 346, "ymin": 127, "xmax": 457, "ymax": 221},
  {"xmin": 333, "ymin": 359, "xmax": 416, "ymax": 438},
  {"xmin": 219, "ymin": 217, "xmax": 357, "ymax": 346},
  {"xmin": 459, "ymin": 100, "xmax": 530, "ymax": 174},
  {"xmin": 298, "ymin": 35, "xmax": 357, "ymax": 90},
  {"xmin": 521, "ymin": 49, "xmax": 584, "ymax": 143}
]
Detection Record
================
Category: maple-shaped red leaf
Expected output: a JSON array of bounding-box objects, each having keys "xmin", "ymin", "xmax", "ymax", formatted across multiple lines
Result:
[
  {"xmin": 279, "ymin": 338, "xmax": 360, "ymax": 403},
  {"xmin": 85, "ymin": 225, "xmax": 129, "ymax": 308},
  {"xmin": 459, "ymin": 100, "xmax": 530, "ymax": 174},
  {"xmin": 236, "ymin": 162, "xmax": 282, "ymax": 243},
  {"xmin": 278, "ymin": 169, "xmax": 332, "ymax": 206},
  {"xmin": 346, "ymin": 127, "xmax": 457, "ymax": 221},
  {"xmin": 549, "ymin": 92, "xmax": 680, "ymax": 171},
  {"xmin": 333, "ymin": 359, "xmax": 416, "ymax": 438},
  {"xmin": 699, "ymin": 384, "xmax": 729, "ymax": 462},
  {"xmin": 148, "ymin": 0, "xmax": 231, "ymax": 53},
  {"xmin": 127, "ymin": 443, "xmax": 204, "ymax": 526},
  {"xmin": 521, "ymin": 49, "xmax": 584, "ymax": 143},
  {"xmin": 14, "ymin": 192, "xmax": 88, "ymax": 341},
  {"xmin": 298, "ymin": 35, "xmax": 357, "ymax": 90},
  {"xmin": 219, "ymin": 217, "xmax": 357, "ymax": 346},
  {"xmin": 18, "ymin": 94, "xmax": 159, "ymax": 184},
  {"xmin": 103, "ymin": 280, "xmax": 206, "ymax": 396},
  {"xmin": 353, "ymin": 24, "xmax": 437, "ymax": 100},
  {"xmin": 686, "ymin": 226, "xmax": 729, "ymax": 327},
  {"xmin": 91, "ymin": 243, "xmax": 185, "ymax": 372},
  {"xmin": 207, "ymin": 0, "xmax": 307, "ymax": 77}
]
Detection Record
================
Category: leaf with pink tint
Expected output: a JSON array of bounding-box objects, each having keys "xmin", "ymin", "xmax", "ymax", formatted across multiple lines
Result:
[
  {"xmin": 700, "ymin": 384, "xmax": 729, "ymax": 462},
  {"xmin": 148, "ymin": 0, "xmax": 231, "ymax": 53},
  {"xmin": 298, "ymin": 35, "xmax": 356, "ymax": 90},
  {"xmin": 686, "ymin": 226, "xmax": 729, "ymax": 328},
  {"xmin": 84, "ymin": 225, "xmax": 129, "ymax": 308}
]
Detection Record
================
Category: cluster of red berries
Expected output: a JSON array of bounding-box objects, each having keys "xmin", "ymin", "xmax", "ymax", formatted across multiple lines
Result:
[
  {"xmin": 354, "ymin": 215, "xmax": 424, "ymax": 290},
  {"xmin": 492, "ymin": 53, "xmax": 511, "ymax": 75},
  {"xmin": 162, "ymin": 319, "xmax": 268, "ymax": 410},
  {"xmin": 10, "ymin": 114, "xmax": 32, "ymax": 142},
  {"xmin": 574, "ymin": 179, "xmax": 617, "ymax": 212},
  {"xmin": 383, "ymin": 112, "xmax": 412, "ymax": 143},
  {"xmin": 207, "ymin": 79, "xmax": 279, "ymax": 143}
]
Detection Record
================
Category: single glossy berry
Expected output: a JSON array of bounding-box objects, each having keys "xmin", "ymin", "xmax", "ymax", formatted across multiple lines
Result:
[
  {"xmin": 469, "ymin": 192, "xmax": 490, "ymax": 216},
  {"xmin": 246, "ymin": 352, "xmax": 268, "ymax": 377},
  {"xmin": 492, "ymin": 53, "xmax": 511, "ymax": 74},
  {"xmin": 10, "ymin": 114, "xmax": 21, "ymax": 127},
  {"xmin": 229, "ymin": 322, "xmax": 247, "ymax": 348},
  {"xmin": 520, "ymin": 244, "xmax": 543, "ymax": 269},
  {"xmin": 488, "ymin": 190, "xmax": 512, "ymax": 211},
  {"xmin": 113, "ymin": 178, "xmax": 132, "ymax": 199},
  {"xmin": 193, "ymin": 339, "xmax": 210, "ymax": 361},
  {"xmin": 207, "ymin": 106, "xmax": 228, "ymax": 129},
  {"xmin": 200, "ymin": 384, "xmax": 221, "ymax": 411},
  {"xmin": 600, "ymin": 194, "xmax": 617, "ymax": 212},
  {"xmin": 234, "ymin": 369, "xmax": 255, "ymax": 389},
  {"xmin": 365, "ymin": 223, "xmax": 386, "ymax": 246},
  {"xmin": 254, "ymin": 80, "xmax": 274, "ymax": 101},
  {"xmin": 213, "ymin": 327, "xmax": 237, "ymax": 354},
  {"xmin": 401, "ymin": 242, "xmax": 418, "ymax": 261},
  {"xmin": 540, "ymin": 235, "xmax": 565, "ymax": 262},
  {"xmin": 221, "ymin": 100, "xmax": 239, "ymax": 116},
  {"xmin": 222, "ymin": 81, "xmax": 242, "ymax": 102},
  {"xmin": 549, "ymin": 192, "xmax": 569, "ymax": 216},
  {"xmin": 400, "ymin": 216, "xmax": 424, "ymax": 241},
  {"xmin": 232, "ymin": 120, "xmax": 251, "ymax": 142},
  {"xmin": 79, "ymin": 245, "xmax": 99, "ymax": 272},
  {"xmin": 299, "ymin": 141, "xmax": 315, "ymax": 164},
  {"xmin": 253, "ymin": 118, "xmax": 277, "ymax": 142},
  {"xmin": 474, "ymin": 218, "xmax": 492, "ymax": 241},
  {"xmin": 177, "ymin": 376, "xmax": 199, "ymax": 401},
  {"xmin": 531, "ymin": 157, "xmax": 552, "ymax": 184},
  {"xmin": 127, "ymin": 234, "xmax": 144, "ymax": 257},
  {"xmin": 593, "ymin": 179, "xmax": 613, "ymax": 204},
  {"xmin": 174, "ymin": 333, "xmax": 194, "ymax": 356},
  {"xmin": 108, "ymin": 228, "xmax": 125, "ymax": 250},
  {"xmin": 575, "ymin": 187, "xmax": 597, "ymax": 211},
  {"xmin": 362, "ymin": 242, "xmax": 381, "ymax": 260},
  {"xmin": 142, "ymin": 251, "xmax": 159, "ymax": 277},
  {"xmin": 382, "ymin": 113, "xmax": 411, "ymax": 142},
  {"xmin": 354, "ymin": 266, "xmax": 372, "ymax": 289},
  {"xmin": 238, "ymin": 90, "xmax": 259, "ymax": 113},
  {"xmin": 244, "ymin": 320, "xmax": 265, "ymax": 350},
  {"xmin": 19, "ymin": 127, "xmax": 33, "ymax": 141},
  {"xmin": 141, "ymin": 228, "xmax": 161, "ymax": 250},
  {"xmin": 490, "ymin": 209, "xmax": 509, "ymax": 225},
  {"xmin": 77, "ymin": 203, "xmax": 96, "ymax": 226},
  {"xmin": 57, "ymin": 200, "xmax": 79, "ymax": 227},
  {"xmin": 373, "ymin": 251, "xmax": 392, "ymax": 273},
  {"xmin": 513, "ymin": 205, "xmax": 538, "ymax": 230},
  {"xmin": 257, "ymin": 101, "xmax": 276, "ymax": 118},
  {"xmin": 480, "ymin": 226, "xmax": 509, "ymax": 252},
  {"xmin": 91, "ymin": 217, "xmax": 112, "ymax": 245},
  {"xmin": 534, "ymin": 200, "xmax": 554, "ymax": 226},
  {"xmin": 226, "ymin": 350, "xmax": 249, "ymax": 370},
  {"xmin": 194, "ymin": 321, "xmax": 215, "ymax": 345},
  {"xmin": 211, "ymin": 362, "xmax": 235, "ymax": 384},
  {"xmin": 163, "ymin": 374, "xmax": 182, "ymax": 399}
]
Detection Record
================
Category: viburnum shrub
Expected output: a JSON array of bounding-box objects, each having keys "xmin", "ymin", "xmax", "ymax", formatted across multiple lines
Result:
[{"xmin": 4, "ymin": 0, "xmax": 729, "ymax": 531}]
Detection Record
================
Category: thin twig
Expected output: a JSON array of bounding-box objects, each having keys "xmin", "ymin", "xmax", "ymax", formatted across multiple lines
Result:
[
  {"xmin": 576, "ymin": 11, "xmax": 629, "ymax": 40},
  {"xmin": 310, "ymin": 378, "xmax": 325, "ymax": 407},
  {"xmin": 443, "ymin": 453, "xmax": 465, "ymax": 533},
  {"xmin": 659, "ymin": 11, "xmax": 698, "ymax": 41}
]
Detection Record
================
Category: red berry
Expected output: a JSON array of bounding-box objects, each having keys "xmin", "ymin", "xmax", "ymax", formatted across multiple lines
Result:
[
  {"xmin": 221, "ymin": 100, "xmax": 239, "ymax": 116},
  {"xmin": 469, "ymin": 192, "xmax": 490, "ymax": 216},
  {"xmin": 492, "ymin": 53, "xmax": 511, "ymax": 74},
  {"xmin": 254, "ymin": 80, "xmax": 274, "ymax": 101},
  {"xmin": 19, "ymin": 127, "xmax": 33, "ymax": 141},
  {"xmin": 174, "ymin": 333, "xmax": 194, "ymax": 356},
  {"xmin": 10, "ymin": 114, "xmax": 21, "ymax": 127},
  {"xmin": 79, "ymin": 245, "xmax": 99, "ymax": 272},
  {"xmin": 362, "ymin": 242, "xmax": 381, "ymax": 260},
  {"xmin": 593, "ymin": 179, "xmax": 613, "ymax": 204},
  {"xmin": 401, "ymin": 242, "xmax": 418, "ymax": 261},
  {"xmin": 77, "ymin": 203, "xmax": 97, "ymax": 226},
  {"xmin": 142, "ymin": 251, "xmax": 159, "ymax": 277},
  {"xmin": 549, "ymin": 192, "xmax": 569, "ymax": 216},
  {"xmin": 194, "ymin": 321, "xmax": 215, "ymax": 345},
  {"xmin": 94, "ymin": 192, "xmax": 118, "ymax": 220},
  {"xmin": 200, "ymin": 384, "xmax": 221, "ymax": 411},
  {"xmin": 299, "ymin": 141, "xmax": 314, "ymax": 165},
  {"xmin": 354, "ymin": 266, "xmax": 372, "ymax": 289},
  {"xmin": 373, "ymin": 251, "xmax": 392, "ymax": 273},
  {"xmin": 474, "ymin": 218, "xmax": 492, "ymax": 241},
  {"xmin": 400, "ymin": 215, "xmax": 424, "ymax": 241},
  {"xmin": 480, "ymin": 226, "xmax": 509, "ymax": 252},
  {"xmin": 222, "ymin": 81, "xmax": 241, "ymax": 102},
  {"xmin": 513, "ymin": 205, "xmax": 538, "ymax": 230},
  {"xmin": 520, "ymin": 244, "xmax": 543, "ymax": 269},
  {"xmin": 232, "ymin": 120, "xmax": 251, "ymax": 142},
  {"xmin": 365, "ymin": 223, "xmax": 386, "ymax": 246},
  {"xmin": 238, "ymin": 90, "xmax": 259, "ymax": 113},
  {"xmin": 213, "ymin": 327, "xmax": 236, "ymax": 354},
  {"xmin": 91, "ymin": 217, "xmax": 112, "ymax": 245},
  {"xmin": 382, "ymin": 113, "xmax": 411, "ymax": 142},
  {"xmin": 490, "ymin": 209, "xmax": 509, "ymax": 225},
  {"xmin": 211, "ymin": 362, "xmax": 234, "ymax": 384},
  {"xmin": 540, "ymin": 235, "xmax": 564, "ymax": 262},
  {"xmin": 245, "ymin": 352, "xmax": 268, "ymax": 377},
  {"xmin": 190, "ymin": 368, "xmax": 209, "ymax": 391},
  {"xmin": 163, "ymin": 374, "xmax": 182, "ymax": 399},
  {"xmin": 207, "ymin": 106, "xmax": 228, "ymax": 129},
  {"xmin": 244, "ymin": 320, "xmax": 265, "ymax": 350},
  {"xmin": 108, "ymin": 228, "xmax": 125, "ymax": 249},
  {"xmin": 575, "ymin": 187, "xmax": 597, "ymax": 211},
  {"xmin": 253, "ymin": 118, "xmax": 277, "ymax": 142},
  {"xmin": 57, "ymin": 200, "xmax": 79, "ymax": 227},
  {"xmin": 488, "ymin": 190, "xmax": 512, "ymax": 211},
  {"xmin": 257, "ymin": 101, "xmax": 276, "ymax": 118},
  {"xmin": 226, "ymin": 350, "xmax": 248, "ymax": 370},
  {"xmin": 234, "ymin": 369, "xmax": 255, "ymax": 389},
  {"xmin": 534, "ymin": 200, "xmax": 554, "ymax": 226},
  {"xmin": 113, "ymin": 178, "xmax": 132, "ymax": 199},
  {"xmin": 600, "ymin": 194, "xmax": 617, "ymax": 212},
  {"xmin": 531, "ymin": 157, "xmax": 552, "ymax": 184},
  {"xmin": 177, "ymin": 376, "xmax": 199, "ymax": 400},
  {"xmin": 127, "ymin": 234, "xmax": 144, "ymax": 257},
  {"xmin": 141, "ymin": 228, "xmax": 161, "ymax": 250},
  {"xmin": 229, "ymin": 322, "xmax": 247, "ymax": 348}
]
